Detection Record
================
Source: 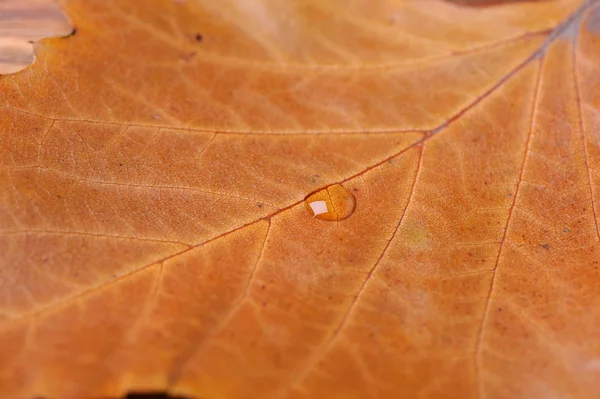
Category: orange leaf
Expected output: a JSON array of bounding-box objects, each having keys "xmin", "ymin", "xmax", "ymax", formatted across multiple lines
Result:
[{"xmin": 1, "ymin": 1, "xmax": 600, "ymax": 398}]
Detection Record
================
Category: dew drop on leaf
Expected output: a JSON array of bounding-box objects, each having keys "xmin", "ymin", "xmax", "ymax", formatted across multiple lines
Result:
[{"xmin": 304, "ymin": 184, "xmax": 356, "ymax": 221}]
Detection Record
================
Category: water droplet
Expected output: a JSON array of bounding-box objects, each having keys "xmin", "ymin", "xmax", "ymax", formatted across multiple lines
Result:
[{"xmin": 304, "ymin": 184, "xmax": 356, "ymax": 221}]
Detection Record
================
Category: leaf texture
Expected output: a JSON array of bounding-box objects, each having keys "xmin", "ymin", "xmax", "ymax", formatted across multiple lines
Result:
[{"xmin": 1, "ymin": 0, "xmax": 600, "ymax": 398}]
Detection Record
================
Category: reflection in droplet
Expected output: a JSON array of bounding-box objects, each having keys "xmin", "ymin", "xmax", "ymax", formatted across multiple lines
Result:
[
  {"xmin": 309, "ymin": 200, "xmax": 328, "ymax": 216},
  {"xmin": 304, "ymin": 184, "xmax": 356, "ymax": 221}
]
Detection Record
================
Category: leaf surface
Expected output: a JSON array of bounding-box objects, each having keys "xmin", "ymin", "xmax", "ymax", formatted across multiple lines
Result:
[{"xmin": 1, "ymin": 1, "xmax": 600, "ymax": 398}]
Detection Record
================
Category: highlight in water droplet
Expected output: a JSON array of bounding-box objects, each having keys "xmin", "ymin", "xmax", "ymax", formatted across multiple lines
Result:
[
  {"xmin": 309, "ymin": 200, "xmax": 328, "ymax": 216},
  {"xmin": 304, "ymin": 184, "xmax": 356, "ymax": 221}
]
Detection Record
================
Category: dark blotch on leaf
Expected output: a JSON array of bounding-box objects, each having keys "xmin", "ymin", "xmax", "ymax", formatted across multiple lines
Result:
[
  {"xmin": 126, "ymin": 393, "xmax": 187, "ymax": 399},
  {"xmin": 195, "ymin": 33, "xmax": 203, "ymax": 42}
]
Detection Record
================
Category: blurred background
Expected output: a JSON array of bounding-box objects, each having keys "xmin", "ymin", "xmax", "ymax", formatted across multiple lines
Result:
[{"xmin": 0, "ymin": 0, "xmax": 72, "ymax": 74}]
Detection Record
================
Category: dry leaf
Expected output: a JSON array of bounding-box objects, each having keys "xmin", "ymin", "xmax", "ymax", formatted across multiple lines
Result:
[{"xmin": 1, "ymin": 0, "xmax": 600, "ymax": 398}]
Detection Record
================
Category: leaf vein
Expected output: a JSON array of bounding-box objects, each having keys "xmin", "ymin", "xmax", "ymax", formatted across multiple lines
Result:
[{"xmin": 473, "ymin": 55, "xmax": 544, "ymax": 399}]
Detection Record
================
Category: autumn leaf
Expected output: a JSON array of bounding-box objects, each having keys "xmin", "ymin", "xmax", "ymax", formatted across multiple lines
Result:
[{"xmin": 1, "ymin": 0, "xmax": 600, "ymax": 398}]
